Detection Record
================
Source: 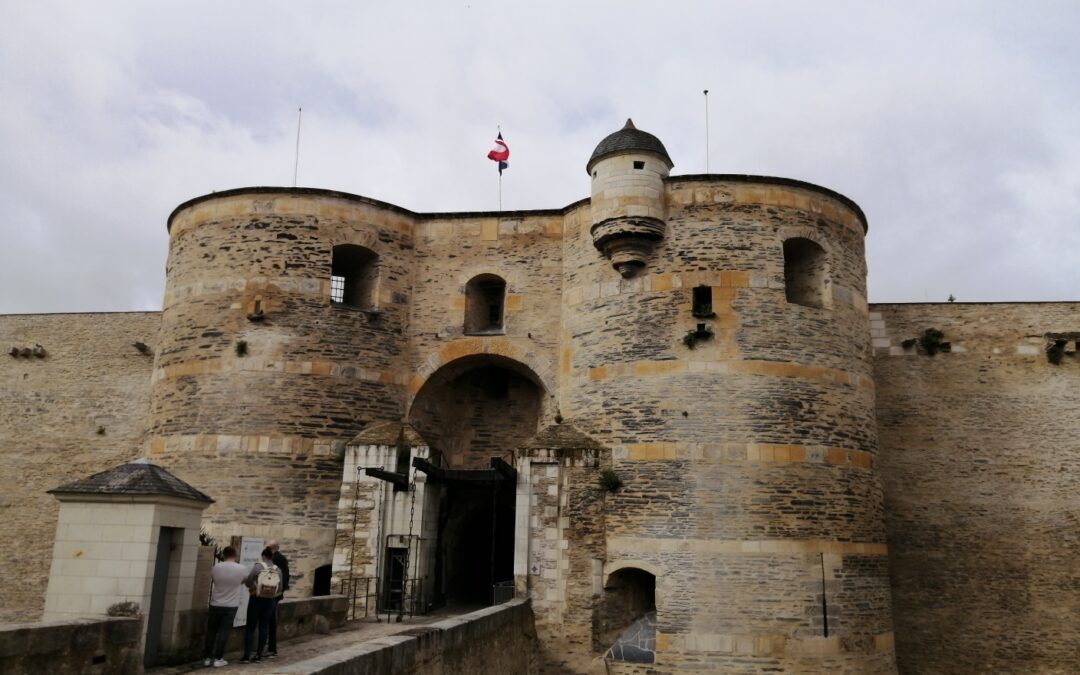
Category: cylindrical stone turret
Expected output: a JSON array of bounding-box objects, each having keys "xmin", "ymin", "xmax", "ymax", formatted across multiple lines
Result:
[
  {"xmin": 587, "ymin": 119, "xmax": 673, "ymax": 278},
  {"xmin": 146, "ymin": 188, "xmax": 414, "ymax": 595},
  {"xmin": 562, "ymin": 122, "xmax": 895, "ymax": 672}
]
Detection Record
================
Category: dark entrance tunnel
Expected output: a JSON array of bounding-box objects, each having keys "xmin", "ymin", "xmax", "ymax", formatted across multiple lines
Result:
[
  {"xmin": 408, "ymin": 354, "xmax": 543, "ymax": 608},
  {"xmin": 438, "ymin": 487, "xmax": 515, "ymax": 607}
]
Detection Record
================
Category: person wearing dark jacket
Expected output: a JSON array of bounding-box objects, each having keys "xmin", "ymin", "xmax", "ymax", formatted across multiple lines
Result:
[
  {"xmin": 266, "ymin": 539, "xmax": 290, "ymax": 658},
  {"xmin": 240, "ymin": 547, "xmax": 281, "ymax": 663}
]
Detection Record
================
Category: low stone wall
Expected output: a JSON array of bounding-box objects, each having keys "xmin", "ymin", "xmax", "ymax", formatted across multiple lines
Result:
[
  {"xmin": 164, "ymin": 595, "xmax": 349, "ymax": 664},
  {"xmin": 274, "ymin": 599, "xmax": 538, "ymax": 674},
  {"xmin": 0, "ymin": 616, "xmax": 142, "ymax": 675}
]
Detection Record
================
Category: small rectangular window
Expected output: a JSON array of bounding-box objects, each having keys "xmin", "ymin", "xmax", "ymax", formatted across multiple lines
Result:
[
  {"xmin": 633, "ymin": 161, "xmax": 645, "ymax": 170},
  {"xmin": 692, "ymin": 286, "xmax": 714, "ymax": 317}
]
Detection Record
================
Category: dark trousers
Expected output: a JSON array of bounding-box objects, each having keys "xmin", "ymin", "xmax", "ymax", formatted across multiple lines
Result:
[
  {"xmin": 243, "ymin": 597, "xmax": 274, "ymax": 658},
  {"xmin": 202, "ymin": 605, "xmax": 237, "ymax": 660},
  {"xmin": 268, "ymin": 596, "xmax": 281, "ymax": 652}
]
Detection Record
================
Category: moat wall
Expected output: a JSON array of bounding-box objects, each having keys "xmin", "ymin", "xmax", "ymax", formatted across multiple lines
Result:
[
  {"xmin": 873, "ymin": 302, "xmax": 1080, "ymax": 674},
  {"xmin": 0, "ymin": 312, "xmax": 159, "ymax": 623}
]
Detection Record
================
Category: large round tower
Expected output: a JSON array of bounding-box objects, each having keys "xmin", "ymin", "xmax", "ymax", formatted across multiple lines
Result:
[
  {"xmin": 561, "ymin": 122, "xmax": 895, "ymax": 672},
  {"xmin": 147, "ymin": 188, "xmax": 415, "ymax": 594}
]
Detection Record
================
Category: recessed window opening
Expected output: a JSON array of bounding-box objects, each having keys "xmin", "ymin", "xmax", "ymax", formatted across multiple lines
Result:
[
  {"xmin": 692, "ymin": 286, "xmax": 714, "ymax": 317},
  {"xmin": 783, "ymin": 238, "xmax": 828, "ymax": 309},
  {"xmin": 464, "ymin": 274, "xmax": 506, "ymax": 334},
  {"xmin": 331, "ymin": 244, "xmax": 378, "ymax": 309},
  {"xmin": 633, "ymin": 160, "xmax": 645, "ymax": 170},
  {"xmin": 395, "ymin": 444, "xmax": 411, "ymax": 477}
]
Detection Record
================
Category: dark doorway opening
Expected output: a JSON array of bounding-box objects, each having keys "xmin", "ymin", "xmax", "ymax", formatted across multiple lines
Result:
[
  {"xmin": 144, "ymin": 527, "xmax": 178, "ymax": 667},
  {"xmin": 312, "ymin": 564, "xmax": 332, "ymax": 596},
  {"xmin": 383, "ymin": 547, "xmax": 408, "ymax": 612},
  {"xmin": 434, "ymin": 482, "xmax": 515, "ymax": 608}
]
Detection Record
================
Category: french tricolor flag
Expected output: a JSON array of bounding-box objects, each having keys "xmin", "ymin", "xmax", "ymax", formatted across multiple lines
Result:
[{"xmin": 487, "ymin": 132, "xmax": 509, "ymax": 174}]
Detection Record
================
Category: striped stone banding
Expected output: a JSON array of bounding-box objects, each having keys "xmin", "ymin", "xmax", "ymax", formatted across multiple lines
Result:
[
  {"xmin": 584, "ymin": 358, "xmax": 875, "ymax": 391},
  {"xmin": 617, "ymin": 442, "xmax": 874, "ymax": 468},
  {"xmin": 151, "ymin": 358, "xmax": 407, "ymax": 386},
  {"xmin": 607, "ymin": 537, "xmax": 887, "ymax": 556}
]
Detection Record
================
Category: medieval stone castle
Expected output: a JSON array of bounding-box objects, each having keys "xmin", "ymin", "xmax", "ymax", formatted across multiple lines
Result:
[{"xmin": 1, "ymin": 119, "xmax": 1077, "ymax": 674}]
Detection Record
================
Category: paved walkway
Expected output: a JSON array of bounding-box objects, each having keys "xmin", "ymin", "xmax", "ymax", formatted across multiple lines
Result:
[{"xmin": 151, "ymin": 610, "xmax": 459, "ymax": 674}]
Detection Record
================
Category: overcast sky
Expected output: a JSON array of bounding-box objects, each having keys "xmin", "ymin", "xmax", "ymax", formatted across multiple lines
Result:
[{"xmin": 2, "ymin": 1, "xmax": 1078, "ymax": 313}]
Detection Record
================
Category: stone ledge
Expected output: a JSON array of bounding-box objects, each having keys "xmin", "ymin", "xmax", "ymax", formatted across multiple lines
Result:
[
  {"xmin": 269, "ymin": 599, "xmax": 536, "ymax": 674},
  {"xmin": 0, "ymin": 616, "xmax": 142, "ymax": 674}
]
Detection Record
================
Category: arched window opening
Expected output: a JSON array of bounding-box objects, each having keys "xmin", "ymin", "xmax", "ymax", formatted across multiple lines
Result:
[
  {"xmin": 597, "ymin": 568, "xmax": 656, "ymax": 664},
  {"xmin": 783, "ymin": 238, "xmax": 828, "ymax": 308},
  {"xmin": 464, "ymin": 274, "xmax": 506, "ymax": 334},
  {"xmin": 331, "ymin": 244, "xmax": 378, "ymax": 309}
]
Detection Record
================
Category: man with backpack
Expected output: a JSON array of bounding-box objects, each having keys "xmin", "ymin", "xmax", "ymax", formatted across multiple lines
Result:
[
  {"xmin": 266, "ymin": 540, "xmax": 290, "ymax": 658},
  {"xmin": 239, "ymin": 546, "xmax": 281, "ymax": 663}
]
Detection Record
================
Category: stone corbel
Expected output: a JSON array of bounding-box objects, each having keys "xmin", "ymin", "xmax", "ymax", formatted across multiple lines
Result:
[{"xmin": 590, "ymin": 216, "xmax": 666, "ymax": 278}]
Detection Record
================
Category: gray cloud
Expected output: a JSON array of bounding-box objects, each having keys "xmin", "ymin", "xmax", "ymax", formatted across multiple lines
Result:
[{"xmin": 2, "ymin": 1, "xmax": 1078, "ymax": 312}]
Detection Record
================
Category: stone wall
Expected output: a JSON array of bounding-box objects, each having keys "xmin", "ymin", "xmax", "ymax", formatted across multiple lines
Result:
[
  {"xmin": 273, "ymin": 598, "xmax": 537, "ymax": 674},
  {"xmin": 873, "ymin": 302, "xmax": 1080, "ymax": 674},
  {"xmin": 0, "ymin": 312, "xmax": 160, "ymax": 622},
  {"xmin": 0, "ymin": 616, "xmax": 142, "ymax": 675},
  {"xmin": 166, "ymin": 594, "xmax": 348, "ymax": 664}
]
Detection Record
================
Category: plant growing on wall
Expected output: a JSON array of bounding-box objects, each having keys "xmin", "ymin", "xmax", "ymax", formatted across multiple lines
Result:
[
  {"xmin": 1046, "ymin": 339, "xmax": 1068, "ymax": 365},
  {"xmin": 901, "ymin": 328, "xmax": 951, "ymax": 356},
  {"xmin": 106, "ymin": 601, "xmax": 141, "ymax": 618},
  {"xmin": 682, "ymin": 323, "xmax": 714, "ymax": 350},
  {"xmin": 199, "ymin": 529, "xmax": 224, "ymax": 561},
  {"xmin": 598, "ymin": 469, "xmax": 623, "ymax": 493}
]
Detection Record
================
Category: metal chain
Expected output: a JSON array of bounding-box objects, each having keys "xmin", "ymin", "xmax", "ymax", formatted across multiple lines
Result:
[{"xmin": 400, "ymin": 461, "xmax": 418, "ymax": 617}]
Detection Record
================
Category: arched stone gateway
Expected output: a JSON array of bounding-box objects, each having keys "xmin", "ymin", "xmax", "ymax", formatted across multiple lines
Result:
[{"xmin": 408, "ymin": 353, "xmax": 549, "ymax": 470}]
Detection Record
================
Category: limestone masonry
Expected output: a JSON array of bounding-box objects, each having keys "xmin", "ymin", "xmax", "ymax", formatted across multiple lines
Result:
[{"xmin": 1, "ymin": 120, "xmax": 1077, "ymax": 674}]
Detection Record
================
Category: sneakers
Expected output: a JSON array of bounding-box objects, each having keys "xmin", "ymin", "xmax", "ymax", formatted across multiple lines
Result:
[
  {"xmin": 203, "ymin": 658, "xmax": 213, "ymax": 667},
  {"xmin": 266, "ymin": 651, "xmax": 277, "ymax": 659},
  {"xmin": 239, "ymin": 656, "xmax": 251, "ymax": 663},
  {"xmin": 212, "ymin": 659, "xmax": 228, "ymax": 668}
]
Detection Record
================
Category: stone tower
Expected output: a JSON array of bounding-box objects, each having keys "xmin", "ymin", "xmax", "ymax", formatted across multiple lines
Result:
[
  {"xmin": 146, "ymin": 190, "xmax": 415, "ymax": 594},
  {"xmin": 558, "ymin": 121, "xmax": 896, "ymax": 672},
  {"xmin": 587, "ymin": 119, "xmax": 673, "ymax": 278}
]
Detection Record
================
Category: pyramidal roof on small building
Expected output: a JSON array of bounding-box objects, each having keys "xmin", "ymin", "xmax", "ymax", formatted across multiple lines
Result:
[
  {"xmin": 348, "ymin": 420, "xmax": 427, "ymax": 447},
  {"xmin": 519, "ymin": 423, "xmax": 607, "ymax": 450},
  {"xmin": 48, "ymin": 458, "xmax": 214, "ymax": 504}
]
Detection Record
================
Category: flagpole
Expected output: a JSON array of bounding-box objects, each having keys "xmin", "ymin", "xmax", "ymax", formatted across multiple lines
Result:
[
  {"xmin": 497, "ymin": 124, "xmax": 502, "ymax": 213},
  {"xmin": 293, "ymin": 107, "xmax": 303, "ymax": 187}
]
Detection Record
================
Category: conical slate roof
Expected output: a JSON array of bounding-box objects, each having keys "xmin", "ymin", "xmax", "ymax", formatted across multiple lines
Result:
[
  {"xmin": 519, "ymin": 423, "xmax": 607, "ymax": 450},
  {"xmin": 48, "ymin": 459, "xmax": 213, "ymax": 503},
  {"xmin": 587, "ymin": 118, "xmax": 673, "ymax": 173}
]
